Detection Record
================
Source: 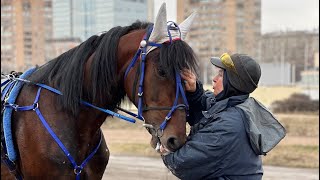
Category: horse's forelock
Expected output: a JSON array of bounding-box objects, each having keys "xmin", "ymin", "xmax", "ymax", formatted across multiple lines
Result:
[{"xmin": 158, "ymin": 40, "xmax": 199, "ymax": 79}]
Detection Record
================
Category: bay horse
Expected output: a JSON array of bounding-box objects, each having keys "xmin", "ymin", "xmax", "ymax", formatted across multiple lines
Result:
[{"xmin": 1, "ymin": 3, "xmax": 198, "ymax": 179}]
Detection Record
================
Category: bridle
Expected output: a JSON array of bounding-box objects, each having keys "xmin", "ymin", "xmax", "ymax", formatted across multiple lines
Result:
[
  {"xmin": 122, "ymin": 23, "xmax": 189, "ymax": 139},
  {"xmin": 0, "ymin": 22, "xmax": 190, "ymax": 179}
]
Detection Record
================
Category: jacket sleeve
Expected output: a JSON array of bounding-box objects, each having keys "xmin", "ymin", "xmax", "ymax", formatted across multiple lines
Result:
[
  {"xmin": 186, "ymin": 81, "xmax": 205, "ymax": 126},
  {"xmin": 162, "ymin": 115, "xmax": 241, "ymax": 180}
]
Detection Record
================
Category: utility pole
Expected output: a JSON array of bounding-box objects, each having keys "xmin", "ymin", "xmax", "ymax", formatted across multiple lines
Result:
[
  {"xmin": 304, "ymin": 39, "xmax": 309, "ymax": 71},
  {"xmin": 280, "ymin": 40, "xmax": 285, "ymax": 85},
  {"xmin": 304, "ymin": 38, "xmax": 310, "ymax": 97},
  {"xmin": 291, "ymin": 64, "xmax": 295, "ymax": 85}
]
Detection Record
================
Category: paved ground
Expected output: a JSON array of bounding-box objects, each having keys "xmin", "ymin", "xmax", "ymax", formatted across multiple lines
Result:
[{"xmin": 102, "ymin": 155, "xmax": 319, "ymax": 180}]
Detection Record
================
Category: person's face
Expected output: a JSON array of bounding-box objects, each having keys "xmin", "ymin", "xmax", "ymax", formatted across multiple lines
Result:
[{"xmin": 212, "ymin": 66, "xmax": 224, "ymax": 96}]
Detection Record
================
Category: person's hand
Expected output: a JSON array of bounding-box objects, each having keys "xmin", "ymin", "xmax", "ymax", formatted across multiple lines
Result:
[{"xmin": 180, "ymin": 69, "xmax": 197, "ymax": 93}]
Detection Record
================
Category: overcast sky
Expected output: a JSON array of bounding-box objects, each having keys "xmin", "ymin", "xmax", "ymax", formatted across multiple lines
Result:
[
  {"xmin": 262, "ymin": 0, "xmax": 319, "ymax": 33},
  {"xmin": 154, "ymin": 0, "xmax": 319, "ymax": 34}
]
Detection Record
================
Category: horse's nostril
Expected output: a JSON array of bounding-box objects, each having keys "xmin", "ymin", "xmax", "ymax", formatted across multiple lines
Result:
[{"xmin": 167, "ymin": 137, "xmax": 182, "ymax": 151}]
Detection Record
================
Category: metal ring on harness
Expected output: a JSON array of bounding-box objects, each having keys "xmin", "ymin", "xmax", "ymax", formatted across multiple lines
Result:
[
  {"xmin": 74, "ymin": 166, "xmax": 82, "ymax": 175},
  {"xmin": 32, "ymin": 103, "xmax": 39, "ymax": 111},
  {"xmin": 12, "ymin": 104, "xmax": 18, "ymax": 112},
  {"xmin": 156, "ymin": 128, "xmax": 164, "ymax": 138}
]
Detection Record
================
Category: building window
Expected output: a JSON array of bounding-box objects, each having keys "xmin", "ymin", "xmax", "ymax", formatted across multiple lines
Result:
[{"xmin": 237, "ymin": 3, "xmax": 244, "ymax": 9}]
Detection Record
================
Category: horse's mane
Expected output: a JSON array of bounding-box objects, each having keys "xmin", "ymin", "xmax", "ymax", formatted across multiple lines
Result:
[
  {"xmin": 29, "ymin": 21, "xmax": 151, "ymax": 117},
  {"xmin": 28, "ymin": 21, "xmax": 198, "ymax": 117}
]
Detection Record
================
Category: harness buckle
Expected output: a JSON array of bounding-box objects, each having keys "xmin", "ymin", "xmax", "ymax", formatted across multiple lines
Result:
[
  {"xmin": 3, "ymin": 153, "xmax": 16, "ymax": 166},
  {"xmin": 32, "ymin": 103, "xmax": 39, "ymax": 111},
  {"xmin": 6, "ymin": 74, "xmax": 15, "ymax": 81},
  {"xmin": 3, "ymin": 102, "xmax": 18, "ymax": 111},
  {"xmin": 165, "ymin": 116, "xmax": 171, "ymax": 121}
]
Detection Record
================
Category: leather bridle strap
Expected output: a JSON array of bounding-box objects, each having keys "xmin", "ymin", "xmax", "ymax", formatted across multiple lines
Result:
[
  {"xmin": 142, "ymin": 104, "xmax": 186, "ymax": 111},
  {"xmin": 122, "ymin": 24, "xmax": 190, "ymax": 136}
]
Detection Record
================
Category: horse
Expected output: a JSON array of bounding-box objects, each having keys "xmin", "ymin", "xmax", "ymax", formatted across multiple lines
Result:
[{"xmin": 1, "ymin": 3, "xmax": 198, "ymax": 179}]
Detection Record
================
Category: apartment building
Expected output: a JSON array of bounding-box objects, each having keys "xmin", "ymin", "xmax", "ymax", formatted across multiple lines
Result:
[
  {"xmin": 53, "ymin": 0, "xmax": 148, "ymax": 41},
  {"xmin": 1, "ymin": 0, "xmax": 52, "ymax": 73},
  {"xmin": 177, "ymin": 0, "xmax": 261, "ymax": 83}
]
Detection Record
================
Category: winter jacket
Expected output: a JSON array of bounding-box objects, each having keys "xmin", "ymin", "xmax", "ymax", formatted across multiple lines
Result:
[{"xmin": 162, "ymin": 82, "xmax": 264, "ymax": 180}]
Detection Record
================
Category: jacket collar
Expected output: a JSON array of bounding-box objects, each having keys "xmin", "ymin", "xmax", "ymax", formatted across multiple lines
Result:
[{"xmin": 202, "ymin": 94, "xmax": 249, "ymax": 119}]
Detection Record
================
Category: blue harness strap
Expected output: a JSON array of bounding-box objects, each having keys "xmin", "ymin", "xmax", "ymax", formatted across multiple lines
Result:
[
  {"xmin": 2, "ymin": 67, "xmax": 36, "ymax": 162},
  {"xmin": 3, "ymin": 84, "xmax": 103, "ymax": 179},
  {"xmin": 32, "ymin": 88, "xmax": 102, "ymax": 180},
  {"xmin": 1, "ymin": 68, "xmax": 132, "ymax": 179}
]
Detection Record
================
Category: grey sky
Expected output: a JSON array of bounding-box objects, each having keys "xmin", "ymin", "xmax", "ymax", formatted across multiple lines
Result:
[
  {"xmin": 154, "ymin": 0, "xmax": 319, "ymax": 33},
  {"xmin": 262, "ymin": 0, "xmax": 319, "ymax": 33}
]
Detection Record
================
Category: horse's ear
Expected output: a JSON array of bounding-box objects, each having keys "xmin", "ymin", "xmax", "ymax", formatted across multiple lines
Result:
[
  {"xmin": 149, "ymin": 2, "xmax": 167, "ymax": 43},
  {"xmin": 179, "ymin": 12, "xmax": 197, "ymax": 40}
]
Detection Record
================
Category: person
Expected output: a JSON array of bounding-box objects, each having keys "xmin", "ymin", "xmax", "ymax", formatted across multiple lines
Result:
[{"xmin": 160, "ymin": 53, "xmax": 286, "ymax": 180}]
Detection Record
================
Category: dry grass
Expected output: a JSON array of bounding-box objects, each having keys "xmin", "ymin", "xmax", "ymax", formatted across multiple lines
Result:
[
  {"xmin": 261, "ymin": 113, "xmax": 319, "ymax": 168},
  {"xmin": 102, "ymin": 113, "xmax": 319, "ymax": 168},
  {"xmin": 262, "ymin": 144, "xmax": 319, "ymax": 168},
  {"xmin": 275, "ymin": 114, "xmax": 319, "ymax": 137}
]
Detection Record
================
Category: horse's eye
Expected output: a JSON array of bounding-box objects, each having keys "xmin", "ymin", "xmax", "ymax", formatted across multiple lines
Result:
[{"xmin": 157, "ymin": 68, "xmax": 166, "ymax": 77}]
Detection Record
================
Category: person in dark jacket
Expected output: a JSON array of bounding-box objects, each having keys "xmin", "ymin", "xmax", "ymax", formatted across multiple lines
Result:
[{"xmin": 160, "ymin": 53, "xmax": 286, "ymax": 180}]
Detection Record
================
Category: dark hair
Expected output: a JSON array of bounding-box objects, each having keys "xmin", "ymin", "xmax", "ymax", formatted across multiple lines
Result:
[
  {"xmin": 28, "ymin": 21, "xmax": 150, "ymax": 116},
  {"xmin": 27, "ymin": 21, "xmax": 199, "ymax": 117}
]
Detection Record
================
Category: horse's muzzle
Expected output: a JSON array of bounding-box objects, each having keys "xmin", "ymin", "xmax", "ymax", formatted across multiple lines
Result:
[{"xmin": 166, "ymin": 136, "xmax": 184, "ymax": 152}]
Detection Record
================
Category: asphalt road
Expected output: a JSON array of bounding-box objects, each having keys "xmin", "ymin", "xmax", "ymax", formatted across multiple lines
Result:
[{"xmin": 102, "ymin": 155, "xmax": 319, "ymax": 180}]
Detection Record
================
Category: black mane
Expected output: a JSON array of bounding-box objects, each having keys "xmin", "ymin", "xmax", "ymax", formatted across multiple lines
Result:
[
  {"xmin": 27, "ymin": 21, "xmax": 198, "ymax": 117},
  {"xmin": 158, "ymin": 40, "xmax": 199, "ymax": 79},
  {"xmin": 29, "ymin": 21, "xmax": 150, "ymax": 117}
]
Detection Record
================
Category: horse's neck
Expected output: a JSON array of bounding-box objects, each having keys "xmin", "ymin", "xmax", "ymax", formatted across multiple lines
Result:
[{"xmin": 78, "ymin": 111, "xmax": 106, "ymax": 131}]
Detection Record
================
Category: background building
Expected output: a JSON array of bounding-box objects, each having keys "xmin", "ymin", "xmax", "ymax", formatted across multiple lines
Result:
[
  {"xmin": 1, "ymin": 0, "xmax": 52, "ymax": 73},
  {"xmin": 260, "ymin": 30, "xmax": 319, "ymax": 83},
  {"xmin": 46, "ymin": 37, "xmax": 82, "ymax": 60},
  {"xmin": 177, "ymin": 0, "xmax": 261, "ymax": 84},
  {"xmin": 259, "ymin": 62, "xmax": 293, "ymax": 86},
  {"xmin": 1, "ymin": 0, "xmax": 149, "ymax": 73},
  {"xmin": 52, "ymin": 0, "xmax": 148, "ymax": 41}
]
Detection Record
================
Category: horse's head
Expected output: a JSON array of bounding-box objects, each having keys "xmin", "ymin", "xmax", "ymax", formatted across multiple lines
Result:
[{"xmin": 118, "ymin": 3, "xmax": 198, "ymax": 153}]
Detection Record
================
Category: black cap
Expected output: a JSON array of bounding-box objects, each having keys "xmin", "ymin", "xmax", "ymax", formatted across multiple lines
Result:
[
  {"xmin": 210, "ymin": 53, "xmax": 261, "ymax": 93},
  {"xmin": 210, "ymin": 57, "xmax": 226, "ymax": 69}
]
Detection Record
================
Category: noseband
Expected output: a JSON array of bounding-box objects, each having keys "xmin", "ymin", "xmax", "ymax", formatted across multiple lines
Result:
[{"xmin": 123, "ymin": 24, "xmax": 189, "ymax": 138}]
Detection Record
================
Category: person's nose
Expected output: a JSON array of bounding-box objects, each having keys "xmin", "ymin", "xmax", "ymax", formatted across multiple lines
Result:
[{"xmin": 212, "ymin": 75, "xmax": 217, "ymax": 82}]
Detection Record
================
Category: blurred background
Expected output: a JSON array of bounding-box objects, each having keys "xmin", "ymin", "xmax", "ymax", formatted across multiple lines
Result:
[
  {"xmin": 1, "ymin": 0, "xmax": 319, "ymax": 178},
  {"xmin": 1, "ymin": 0, "xmax": 319, "ymax": 105}
]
